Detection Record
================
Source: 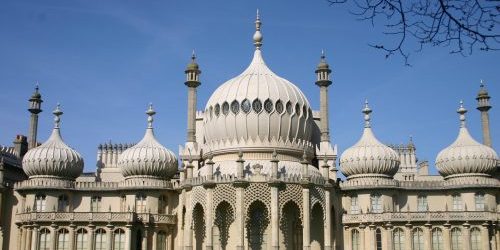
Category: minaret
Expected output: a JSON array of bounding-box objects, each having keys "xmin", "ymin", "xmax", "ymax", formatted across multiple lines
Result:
[
  {"xmin": 315, "ymin": 50, "xmax": 332, "ymax": 142},
  {"xmin": 28, "ymin": 83, "xmax": 43, "ymax": 149},
  {"xmin": 476, "ymin": 80, "xmax": 492, "ymax": 147},
  {"xmin": 184, "ymin": 51, "xmax": 201, "ymax": 143}
]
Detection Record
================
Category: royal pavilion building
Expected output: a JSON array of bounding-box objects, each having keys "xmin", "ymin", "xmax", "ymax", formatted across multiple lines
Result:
[{"xmin": 0, "ymin": 12, "xmax": 498, "ymax": 250}]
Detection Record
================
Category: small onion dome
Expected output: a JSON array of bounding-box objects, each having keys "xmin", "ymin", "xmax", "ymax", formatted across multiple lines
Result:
[
  {"xmin": 316, "ymin": 50, "xmax": 330, "ymax": 70},
  {"xmin": 436, "ymin": 101, "xmax": 498, "ymax": 178},
  {"xmin": 477, "ymin": 80, "xmax": 489, "ymax": 98},
  {"xmin": 340, "ymin": 101, "xmax": 400, "ymax": 179},
  {"xmin": 186, "ymin": 50, "xmax": 199, "ymax": 71},
  {"xmin": 22, "ymin": 104, "xmax": 84, "ymax": 180},
  {"xmin": 119, "ymin": 104, "xmax": 178, "ymax": 180}
]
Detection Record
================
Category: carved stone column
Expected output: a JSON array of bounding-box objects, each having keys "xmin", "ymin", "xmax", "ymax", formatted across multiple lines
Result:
[
  {"xmin": 31, "ymin": 226, "xmax": 39, "ymax": 250},
  {"xmin": 481, "ymin": 223, "xmax": 490, "ymax": 250},
  {"xmin": 184, "ymin": 188, "xmax": 193, "ymax": 250},
  {"xmin": 359, "ymin": 225, "xmax": 366, "ymax": 249},
  {"xmin": 142, "ymin": 227, "xmax": 149, "ymax": 250},
  {"xmin": 88, "ymin": 225, "xmax": 95, "ymax": 250},
  {"xmin": 234, "ymin": 181, "xmax": 247, "ymax": 250},
  {"xmin": 324, "ymin": 185, "xmax": 332, "ymax": 250},
  {"xmin": 368, "ymin": 224, "xmax": 376, "ymax": 250},
  {"xmin": 463, "ymin": 223, "xmax": 471, "ymax": 250},
  {"xmin": 443, "ymin": 224, "xmax": 451, "ymax": 250},
  {"xmin": 125, "ymin": 225, "xmax": 132, "ymax": 250},
  {"xmin": 51, "ymin": 224, "xmax": 58, "ymax": 250},
  {"xmin": 302, "ymin": 184, "xmax": 311, "ymax": 250},
  {"xmin": 343, "ymin": 226, "xmax": 351, "ymax": 250},
  {"xmin": 404, "ymin": 223, "xmax": 412, "ymax": 250},
  {"xmin": 204, "ymin": 182, "xmax": 215, "ymax": 250},
  {"xmin": 69, "ymin": 224, "xmax": 76, "ymax": 250},
  {"xmin": 384, "ymin": 223, "xmax": 393, "ymax": 250},
  {"xmin": 152, "ymin": 228, "xmax": 158, "ymax": 250},
  {"xmin": 424, "ymin": 223, "xmax": 432, "ymax": 250},
  {"xmin": 269, "ymin": 181, "xmax": 280, "ymax": 250},
  {"xmin": 106, "ymin": 225, "xmax": 114, "ymax": 250}
]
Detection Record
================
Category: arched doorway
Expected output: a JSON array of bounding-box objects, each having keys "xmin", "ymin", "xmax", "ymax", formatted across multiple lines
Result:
[
  {"xmin": 214, "ymin": 201, "xmax": 234, "ymax": 250},
  {"xmin": 193, "ymin": 203, "xmax": 205, "ymax": 250},
  {"xmin": 280, "ymin": 201, "xmax": 302, "ymax": 250},
  {"xmin": 246, "ymin": 200, "xmax": 269, "ymax": 250},
  {"xmin": 310, "ymin": 203, "xmax": 324, "ymax": 249}
]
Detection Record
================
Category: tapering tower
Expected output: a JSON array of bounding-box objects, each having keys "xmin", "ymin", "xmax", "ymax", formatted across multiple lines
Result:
[
  {"xmin": 476, "ymin": 80, "xmax": 492, "ymax": 147},
  {"xmin": 185, "ymin": 51, "xmax": 201, "ymax": 143},
  {"xmin": 314, "ymin": 51, "xmax": 337, "ymax": 180},
  {"xmin": 315, "ymin": 50, "xmax": 332, "ymax": 142},
  {"xmin": 28, "ymin": 83, "xmax": 43, "ymax": 149}
]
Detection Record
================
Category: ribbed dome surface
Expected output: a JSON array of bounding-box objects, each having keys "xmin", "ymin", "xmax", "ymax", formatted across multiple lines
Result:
[
  {"xmin": 22, "ymin": 106, "xmax": 83, "ymax": 180},
  {"xmin": 203, "ymin": 49, "xmax": 314, "ymax": 149},
  {"xmin": 436, "ymin": 104, "xmax": 498, "ymax": 178},
  {"xmin": 340, "ymin": 102, "xmax": 400, "ymax": 179},
  {"xmin": 119, "ymin": 106, "xmax": 178, "ymax": 179}
]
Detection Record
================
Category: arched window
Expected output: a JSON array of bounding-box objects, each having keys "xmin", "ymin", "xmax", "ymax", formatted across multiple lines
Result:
[
  {"xmin": 432, "ymin": 228, "xmax": 444, "ymax": 250},
  {"xmin": 120, "ymin": 195, "xmax": 126, "ymax": 212},
  {"xmin": 158, "ymin": 195, "xmax": 167, "ymax": 214},
  {"xmin": 475, "ymin": 193, "xmax": 485, "ymax": 211},
  {"xmin": 451, "ymin": 228, "xmax": 462, "ymax": 250},
  {"xmin": 393, "ymin": 228, "xmax": 405, "ymax": 250},
  {"xmin": 91, "ymin": 196, "xmax": 102, "ymax": 212},
  {"xmin": 371, "ymin": 193, "xmax": 382, "ymax": 213},
  {"xmin": 157, "ymin": 231, "xmax": 167, "ymax": 250},
  {"xmin": 470, "ymin": 228, "xmax": 481, "ymax": 250},
  {"xmin": 350, "ymin": 195, "xmax": 359, "ymax": 214},
  {"xmin": 452, "ymin": 194, "xmax": 462, "ymax": 211},
  {"xmin": 94, "ymin": 229, "xmax": 107, "ymax": 250},
  {"xmin": 375, "ymin": 228, "xmax": 382, "ymax": 250},
  {"xmin": 351, "ymin": 229, "xmax": 360, "ymax": 250},
  {"xmin": 113, "ymin": 229, "xmax": 125, "ymax": 250},
  {"xmin": 76, "ymin": 228, "xmax": 88, "ymax": 250},
  {"xmin": 38, "ymin": 228, "xmax": 51, "ymax": 250},
  {"xmin": 58, "ymin": 194, "xmax": 69, "ymax": 212},
  {"xmin": 135, "ymin": 194, "xmax": 147, "ymax": 213},
  {"xmin": 412, "ymin": 228, "xmax": 424, "ymax": 250},
  {"xmin": 57, "ymin": 228, "xmax": 70, "ymax": 250},
  {"xmin": 35, "ymin": 194, "xmax": 46, "ymax": 212},
  {"xmin": 417, "ymin": 195, "xmax": 427, "ymax": 212}
]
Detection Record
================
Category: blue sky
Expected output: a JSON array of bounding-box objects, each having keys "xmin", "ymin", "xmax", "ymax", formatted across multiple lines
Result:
[{"xmin": 0, "ymin": 0, "xmax": 498, "ymax": 175}]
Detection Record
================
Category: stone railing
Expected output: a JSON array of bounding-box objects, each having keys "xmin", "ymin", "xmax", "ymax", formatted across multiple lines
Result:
[
  {"xmin": 15, "ymin": 212, "xmax": 176, "ymax": 225},
  {"xmin": 342, "ymin": 211, "xmax": 499, "ymax": 225},
  {"xmin": 340, "ymin": 177, "xmax": 499, "ymax": 190},
  {"xmin": 15, "ymin": 179, "xmax": 180, "ymax": 191},
  {"xmin": 184, "ymin": 172, "xmax": 326, "ymax": 187}
]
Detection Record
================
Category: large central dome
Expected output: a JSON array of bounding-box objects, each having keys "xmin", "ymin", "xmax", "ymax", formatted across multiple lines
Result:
[{"xmin": 203, "ymin": 14, "xmax": 314, "ymax": 156}]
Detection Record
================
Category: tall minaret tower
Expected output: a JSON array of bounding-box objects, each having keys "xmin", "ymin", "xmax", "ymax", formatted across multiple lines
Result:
[
  {"xmin": 476, "ymin": 80, "xmax": 492, "ymax": 147},
  {"xmin": 28, "ymin": 83, "xmax": 43, "ymax": 149},
  {"xmin": 315, "ymin": 50, "xmax": 332, "ymax": 142},
  {"xmin": 314, "ymin": 51, "xmax": 337, "ymax": 180},
  {"xmin": 185, "ymin": 51, "xmax": 201, "ymax": 143}
]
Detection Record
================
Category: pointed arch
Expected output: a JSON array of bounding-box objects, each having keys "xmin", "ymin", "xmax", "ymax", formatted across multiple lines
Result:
[
  {"xmin": 280, "ymin": 200, "xmax": 302, "ymax": 250},
  {"xmin": 193, "ymin": 203, "xmax": 205, "ymax": 250},
  {"xmin": 214, "ymin": 201, "xmax": 234, "ymax": 250},
  {"xmin": 311, "ymin": 203, "xmax": 324, "ymax": 249},
  {"xmin": 246, "ymin": 200, "xmax": 269, "ymax": 250}
]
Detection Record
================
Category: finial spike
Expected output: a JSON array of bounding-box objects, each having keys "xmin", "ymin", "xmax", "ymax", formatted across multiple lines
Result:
[
  {"xmin": 191, "ymin": 49, "xmax": 196, "ymax": 61},
  {"xmin": 321, "ymin": 49, "xmax": 325, "ymax": 58},
  {"xmin": 457, "ymin": 100, "xmax": 467, "ymax": 128},
  {"xmin": 253, "ymin": 10, "xmax": 263, "ymax": 49},
  {"xmin": 53, "ymin": 103, "xmax": 63, "ymax": 129},
  {"xmin": 480, "ymin": 79, "xmax": 484, "ymax": 87},
  {"xmin": 146, "ymin": 103, "xmax": 156, "ymax": 129},
  {"xmin": 362, "ymin": 100, "xmax": 372, "ymax": 128}
]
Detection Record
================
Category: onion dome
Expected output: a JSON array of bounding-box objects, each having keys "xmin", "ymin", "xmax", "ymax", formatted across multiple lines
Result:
[
  {"xmin": 316, "ymin": 50, "xmax": 330, "ymax": 70},
  {"xmin": 203, "ymin": 11, "xmax": 314, "ymax": 156},
  {"xmin": 340, "ymin": 101, "xmax": 400, "ymax": 179},
  {"xmin": 22, "ymin": 104, "xmax": 84, "ymax": 180},
  {"xmin": 186, "ymin": 50, "xmax": 200, "ymax": 71},
  {"xmin": 119, "ymin": 104, "xmax": 178, "ymax": 180},
  {"xmin": 435, "ymin": 101, "xmax": 498, "ymax": 178}
]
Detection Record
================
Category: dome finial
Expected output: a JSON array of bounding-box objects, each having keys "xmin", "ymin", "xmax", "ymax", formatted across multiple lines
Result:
[
  {"xmin": 53, "ymin": 103, "xmax": 63, "ymax": 129},
  {"xmin": 457, "ymin": 100, "xmax": 467, "ymax": 128},
  {"xmin": 191, "ymin": 49, "xmax": 196, "ymax": 62},
  {"xmin": 480, "ymin": 79, "xmax": 484, "ymax": 88},
  {"xmin": 146, "ymin": 103, "xmax": 156, "ymax": 129},
  {"xmin": 253, "ymin": 9, "xmax": 263, "ymax": 49},
  {"xmin": 362, "ymin": 100, "xmax": 372, "ymax": 128}
]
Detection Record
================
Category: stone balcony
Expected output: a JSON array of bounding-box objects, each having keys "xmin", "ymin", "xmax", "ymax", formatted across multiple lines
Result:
[
  {"xmin": 15, "ymin": 211, "xmax": 176, "ymax": 225},
  {"xmin": 342, "ymin": 211, "xmax": 499, "ymax": 225}
]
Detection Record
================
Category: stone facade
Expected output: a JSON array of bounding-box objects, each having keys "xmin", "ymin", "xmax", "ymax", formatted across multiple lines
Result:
[{"xmin": 0, "ymin": 12, "xmax": 498, "ymax": 250}]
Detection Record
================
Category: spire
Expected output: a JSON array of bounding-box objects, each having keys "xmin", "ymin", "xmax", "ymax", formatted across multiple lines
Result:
[
  {"xmin": 184, "ymin": 51, "xmax": 201, "ymax": 143},
  {"xmin": 146, "ymin": 103, "xmax": 156, "ymax": 129},
  {"xmin": 28, "ymin": 83, "xmax": 43, "ymax": 149},
  {"xmin": 476, "ymin": 79, "xmax": 493, "ymax": 147},
  {"xmin": 315, "ymin": 50, "xmax": 332, "ymax": 86},
  {"xmin": 363, "ymin": 100, "xmax": 372, "ymax": 128},
  {"xmin": 253, "ymin": 9, "xmax": 263, "ymax": 49},
  {"xmin": 53, "ymin": 103, "xmax": 63, "ymax": 129},
  {"xmin": 457, "ymin": 100, "xmax": 467, "ymax": 128}
]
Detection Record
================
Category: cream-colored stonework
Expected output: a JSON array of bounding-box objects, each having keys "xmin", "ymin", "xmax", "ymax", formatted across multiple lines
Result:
[{"xmin": 0, "ymin": 12, "xmax": 498, "ymax": 250}]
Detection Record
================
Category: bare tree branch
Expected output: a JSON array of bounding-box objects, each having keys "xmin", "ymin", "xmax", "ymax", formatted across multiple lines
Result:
[{"xmin": 328, "ymin": 0, "xmax": 500, "ymax": 64}]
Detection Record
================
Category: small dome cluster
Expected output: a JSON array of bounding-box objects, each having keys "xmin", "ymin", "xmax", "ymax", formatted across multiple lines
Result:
[
  {"xmin": 23, "ymin": 105, "xmax": 84, "ymax": 180},
  {"xmin": 435, "ymin": 102, "xmax": 498, "ymax": 178},
  {"xmin": 340, "ymin": 101, "xmax": 400, "ymax": 179},
  {"xmin": 118, "ymin": 104, "xmax": 178, "ymax": 180}
]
